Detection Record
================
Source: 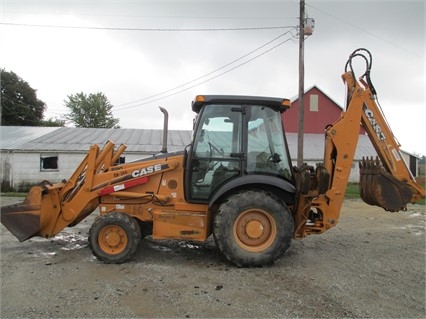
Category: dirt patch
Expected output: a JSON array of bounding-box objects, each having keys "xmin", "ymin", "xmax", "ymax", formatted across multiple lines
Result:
[{"xmin": 1, "ymin": 197, "xmax": 425, "ymax": 318}]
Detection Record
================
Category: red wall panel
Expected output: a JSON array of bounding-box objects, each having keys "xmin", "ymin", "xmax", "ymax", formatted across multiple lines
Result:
[{"xmin": 283, "ymin": 86, "xmax": 365, "ymax": 134}]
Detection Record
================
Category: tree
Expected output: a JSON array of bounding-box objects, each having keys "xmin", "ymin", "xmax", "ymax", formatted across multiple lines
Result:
[
  {"xmin": 64, "ymin": 92, "xmax": 120, "ymax": 128},
  {"xmin": 42, "ymin": 118, "xmax": 65, "ymax": 127},
  {"xmin": 1, "ymin": 69, "xmax": 46, "ymax": 126}
]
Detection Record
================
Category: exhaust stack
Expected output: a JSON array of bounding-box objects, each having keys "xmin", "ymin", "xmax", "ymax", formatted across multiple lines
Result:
[{"xmin": 159, "ymin": 107, "xmax": 168, "ymax": 153}]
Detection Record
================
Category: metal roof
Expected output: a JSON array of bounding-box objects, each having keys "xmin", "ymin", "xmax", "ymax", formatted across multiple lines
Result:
[
  {"xmin": 0, "ymin": 126, "xmax": 60, "ymax": 150},
  {"xmin": 0, "ymin": 126, "xmax": 377, "ymax": 160},
  {"xmin": 0, "ymin": 126, "xmax": 193, "ymax": 153}
]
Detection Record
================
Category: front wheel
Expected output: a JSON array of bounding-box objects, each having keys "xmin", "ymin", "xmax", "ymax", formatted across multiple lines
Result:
[
  {"xmin": 213, "ymin": 190, "xmax": 294, "ymax": 267},
  {"xmin": 88, "ymin": 212, "xmax": 141, "ymax": 264}
]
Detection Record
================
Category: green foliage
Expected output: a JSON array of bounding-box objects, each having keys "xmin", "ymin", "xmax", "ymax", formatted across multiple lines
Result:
[
  {"xmin": 64, "ymin": 92, "xmax": 120, "ymax": 128},
  {"xmin": 345, "ymin": 183, "xmax": 360, "ymax": 199},
  {"xmin": 41, "ymin": 118, "xmax": 65, "ymax": 127},
  {"xmin": 0, "ymin": 68, "xmax": 46, "ymax": 126},
  {"xmin": 416, "ymin": 175, "xmax": 425, "ymax": 205}
]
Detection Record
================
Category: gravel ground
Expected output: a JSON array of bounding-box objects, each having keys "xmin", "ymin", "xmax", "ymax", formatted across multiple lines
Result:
[{"xmin": 0, "ymin": 197, "xmax": 425, "ymax": 318}]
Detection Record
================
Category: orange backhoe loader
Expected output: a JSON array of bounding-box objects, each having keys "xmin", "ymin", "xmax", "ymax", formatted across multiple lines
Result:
[{"xmin": 2, "ymin": 49, "xmax": 424, "ymax": 267}]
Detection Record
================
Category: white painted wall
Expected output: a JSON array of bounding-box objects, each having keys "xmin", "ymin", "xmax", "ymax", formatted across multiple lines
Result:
[
  {"xmin": 12, "ymin": 152, "xmax": 86, "ymax": 190},
  {"xmin": 2, "ymin": 150, "xmax": 362, "ymax": 192},
  {"xmin": 1, "ymin": 151, "xmax": 152, "ymax": 191},
  {"xmin": 0, "ymin": 152, "xmax": 14, "ymax": 191}
]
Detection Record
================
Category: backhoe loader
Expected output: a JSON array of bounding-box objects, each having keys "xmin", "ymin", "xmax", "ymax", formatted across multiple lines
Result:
[{"xmin": 2, "ymin": 49, "xmax": 424, "ymax": 267}]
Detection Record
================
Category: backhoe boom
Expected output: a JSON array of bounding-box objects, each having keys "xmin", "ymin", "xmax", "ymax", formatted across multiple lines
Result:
[{"xmin": 293, "ymin": 49, "xmax": 425, "ymax": 239}]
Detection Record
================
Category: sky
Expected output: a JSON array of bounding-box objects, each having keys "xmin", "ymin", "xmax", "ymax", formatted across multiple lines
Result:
[{"xmin": 1, "ymin": 0, "xmax": 425, "ymax": 155}]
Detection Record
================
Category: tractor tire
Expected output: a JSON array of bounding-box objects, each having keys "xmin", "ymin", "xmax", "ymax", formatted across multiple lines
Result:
[
  {"xmin": 213, "ymin": 190, "xmax": 294, "ymax": 267},
  {"xmin": 88, "ymin": 212, "xmax": 141, "ymax": 264}
]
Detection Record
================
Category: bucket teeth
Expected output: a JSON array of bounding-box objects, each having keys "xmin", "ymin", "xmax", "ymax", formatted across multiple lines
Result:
[{"xmin": 359, "ymin": 156, "xmax": 380, "ymax": 171}]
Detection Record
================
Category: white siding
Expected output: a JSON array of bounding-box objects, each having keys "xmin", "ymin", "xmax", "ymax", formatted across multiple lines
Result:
[
  {"xmin": 4, "ymin": 151, "xmax": 155, "ymax": 191},
  {"xmin": 0, "ymin": 152, "xmax": 14, "ymax": 191},
  {"xmin": 11, "ymin": 152, "xmax": 87, "ymax": 190}
]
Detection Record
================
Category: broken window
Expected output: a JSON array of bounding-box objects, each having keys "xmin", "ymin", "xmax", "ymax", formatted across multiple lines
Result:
[
  {"xmin": 40, "ymin": 155, "xmax": 59, "ymax": 171},
  {"xmin": 115, "ymin": 156, "xmax": 125, "ymax": 164}
]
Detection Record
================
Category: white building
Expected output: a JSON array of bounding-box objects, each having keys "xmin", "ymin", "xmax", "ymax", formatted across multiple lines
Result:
[
  {"xmin": 0, "ymin": 125, "xmax": 395, "ymax": 192},
  {"xmin": 0, "ymin": 126, "xmax": 191, "ymax": 191}
]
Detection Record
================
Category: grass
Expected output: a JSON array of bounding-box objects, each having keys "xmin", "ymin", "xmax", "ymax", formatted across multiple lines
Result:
[
  {"xmin": 1, "ymin": 192, "xmax": 26, "ymax": 197},
  {"xmin": 345, "ymin": 183, "xmax": 361, "ymax": 199},
  {"xmin": 415, "ymin": 175, "xmax": 426, "ymax": 205}
]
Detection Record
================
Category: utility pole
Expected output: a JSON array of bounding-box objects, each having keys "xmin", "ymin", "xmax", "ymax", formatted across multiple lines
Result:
[{"xmin": 297, "ymin": 0, "xmax": 305, "ymax": 167}]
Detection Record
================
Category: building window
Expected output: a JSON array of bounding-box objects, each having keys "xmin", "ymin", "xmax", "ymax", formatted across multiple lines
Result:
[
  {"xmin": 115, "ymin": 156, "xmax": 125, "ymax": 164},
  {"xmin": 41, "ymin": 155, "xmax": 59, "ymax": 171},
  {"xmin": 310, "ymin": 94, "xmax": 319, "ymax": 112}
]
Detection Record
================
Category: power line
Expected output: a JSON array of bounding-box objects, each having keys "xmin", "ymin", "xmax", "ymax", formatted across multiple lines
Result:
[
  {"xmin": 2, "ymin": 10, "xmax": 297, "ymax": 20},
  {"xmin": 114, "ymin": 29, "xmax": 296, "ymax": 109},
  {"xmin": 0, "ymin": 22, "xmax": 293, "ymax": 32},
  {"xmin": 114, "ymin": 32, "xmax": 297, "ymax": 112},
  {"xmin": 306, "ymin": 3, "xmax": 422, "ymax": 59}
]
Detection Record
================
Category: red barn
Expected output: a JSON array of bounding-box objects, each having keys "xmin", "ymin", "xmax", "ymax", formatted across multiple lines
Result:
[
  {"xmin": 283, "ymin": 86, "xmax": 374, "ymax": 182},
  {"xmin": 282, "ymin": 85, "xmax": 418, "ymax": 180},
  {"xmin": 283, "ymin": 85, "xmax": 365, "ymax": 134}
]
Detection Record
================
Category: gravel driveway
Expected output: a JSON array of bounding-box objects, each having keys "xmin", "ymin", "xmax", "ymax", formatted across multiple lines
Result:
[{"xmin": 1, "ymin": 197, "xmax": 425, "ymax": 318}]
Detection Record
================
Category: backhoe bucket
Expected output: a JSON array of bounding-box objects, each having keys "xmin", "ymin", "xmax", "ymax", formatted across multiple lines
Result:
[
  {"xmin": 1, "ymin": 183, "xmax": 60, "ymax": 242},
  {"xmin": 359, "ymin": 157, "xmax": 413, "ymax": 212}
]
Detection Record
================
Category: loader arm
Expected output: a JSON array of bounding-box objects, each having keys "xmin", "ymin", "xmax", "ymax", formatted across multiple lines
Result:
[
  {"xmin": 293, "ymin": 48, "xmax": 425, "ymax": 238},
  {"xmin": 1, "ymin": 140, "xmax": 179, "ymax": 241}
]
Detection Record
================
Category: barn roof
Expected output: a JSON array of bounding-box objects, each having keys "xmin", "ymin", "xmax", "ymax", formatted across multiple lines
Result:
[
  {"xmin": 0, "ymin": 126, "xmax": 192, "ymax": 153},
  {"xmin": 0, "ymin": 126, "xmax": 60, "ymax": 150},
  {"xmin": 290, "ymin": 85, "xmax": 343, "ymax": 110},
  {"xmin": 0, "ymin": 126, "xmax": 378, "ymax": 160}
]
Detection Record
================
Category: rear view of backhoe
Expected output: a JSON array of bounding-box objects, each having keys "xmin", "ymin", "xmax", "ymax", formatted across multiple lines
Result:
[
  {"xmin": 1, "ymin": 48, "xmax": 425, "ymax": 267},
  {"xmin": 345, "ymin": 49, "xmax": 423, "ymax": 210},
  {"xmin": 292, "ymin": 48, "xmax": 425, "ymax": 239}
]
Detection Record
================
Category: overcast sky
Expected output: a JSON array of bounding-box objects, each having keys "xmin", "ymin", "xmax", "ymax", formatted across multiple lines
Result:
[{"xmin": 1, "ymin": 0, "xmax": 425, "ymax": 155}]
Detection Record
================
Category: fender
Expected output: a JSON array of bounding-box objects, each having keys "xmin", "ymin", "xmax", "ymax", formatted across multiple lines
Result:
[{"xmin": 208, "ymin": 174, "xmax": 296, "ymax": 208}]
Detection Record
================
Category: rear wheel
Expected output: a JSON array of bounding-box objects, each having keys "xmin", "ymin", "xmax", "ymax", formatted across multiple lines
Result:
[
  {"xmin": 213, "ymin": 190, "xmax": 294, "ymax": 267},
  {"xmin": 88, "ymin": 212, "xmax": 141, "ymax": 264}
]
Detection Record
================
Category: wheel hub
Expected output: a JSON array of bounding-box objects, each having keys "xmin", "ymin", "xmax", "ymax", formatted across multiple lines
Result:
[
  {"xmin": 245, "ymin": 219, "xmax": 264, "ymax": 239},
  {"xmin": 234, "ymin": 210, "xmax": 275, "ymax": 251},
  {"xmin": 98, "ymin": 225, "xmax": 127, "ymax": 254},
  {"xmin": 105, "ymin": 231, "xmax": 121, "ymax": 247}
]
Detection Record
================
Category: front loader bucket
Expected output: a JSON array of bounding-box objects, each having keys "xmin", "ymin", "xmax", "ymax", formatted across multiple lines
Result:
[
  {"xmin": 1, "ymin": 183, "xmax": 59, "ymax": 242},
  {"xmin": 359, "ymin": 157, "xmax": 413, "ymax": 212}
]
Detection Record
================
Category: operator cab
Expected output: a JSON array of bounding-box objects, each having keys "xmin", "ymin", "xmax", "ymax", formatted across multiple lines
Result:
[{"xmin": 185, "ymin": 95, "xmax": 294, "ymax": 203}]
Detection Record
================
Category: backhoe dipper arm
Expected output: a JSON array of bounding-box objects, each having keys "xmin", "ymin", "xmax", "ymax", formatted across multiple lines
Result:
[{"xmin": 354, "ymin": 75, "xmax": 425, "ymax": 204}]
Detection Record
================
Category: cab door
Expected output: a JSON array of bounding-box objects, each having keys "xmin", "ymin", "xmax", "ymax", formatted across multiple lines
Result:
[{"xmin": 185, "ymin": 104, "xmax": 243, "ymax": 202}]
